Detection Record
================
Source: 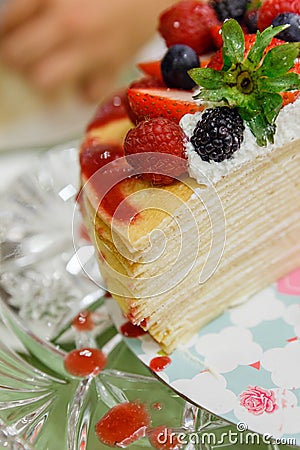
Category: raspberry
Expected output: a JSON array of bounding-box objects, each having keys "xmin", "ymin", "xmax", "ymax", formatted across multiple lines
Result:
[
  {"xmin": 124, "ymin": 118, "xmax": 187, "ymax": 185},
  {"xmin": 191, "ymin": 107, "xmax": 245, "ymax": 163},
  {"xmin": 257, "ymin": 0, "xmax": 300, "ymax": 31},
  {"xmin": 125, "ymin": 76, "xmax": 164, "ymax": 124},
  {"xmin": 158, "ymin": 0, "xmax": 218, "ymax": 55}
]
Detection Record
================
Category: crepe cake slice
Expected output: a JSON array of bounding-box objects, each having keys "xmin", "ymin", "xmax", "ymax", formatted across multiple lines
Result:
[{"xmin": 79, "ymin": 19, "xmax": 300, "ymax": 353}]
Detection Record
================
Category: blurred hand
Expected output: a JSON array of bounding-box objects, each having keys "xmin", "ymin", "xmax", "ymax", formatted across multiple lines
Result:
[{"xmin": 0, "ymin": 0, "xmax": 173, "ymax": 100}]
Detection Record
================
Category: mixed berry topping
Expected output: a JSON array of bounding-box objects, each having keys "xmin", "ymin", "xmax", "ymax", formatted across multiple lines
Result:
[
  {"xmin": 272, "ymin": 12, "xmax": 300, "ymax": 41},
  {"xmin": 191, "ymin": 107, "xmax": 245, "ymax": 162},
  {"xmin": 210, "ymin": 0, "xmax": 250, "ymax": 22},
  {"xmin": 158, "ymin": 0, "xmax": 218, "ymax": 55},
  {"xmin": 124, "ymin": 117, "xmax": 187, "ymax": 185},
  {"xmin": 161, "ymin": 44, "xmax": 199, "ymax": 90},
  {"xmin": 257, "ymin": 0, "xmax": 300, "ymax": 31},
  {"xmin": 189, "ymin": 19, "xmax": 300, "ymax": 146}
]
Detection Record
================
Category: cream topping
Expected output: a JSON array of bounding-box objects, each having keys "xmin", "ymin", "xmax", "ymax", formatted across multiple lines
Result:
[{"xmin": 180, "ymin": 98, "xmax": 300, "ymax": 185}]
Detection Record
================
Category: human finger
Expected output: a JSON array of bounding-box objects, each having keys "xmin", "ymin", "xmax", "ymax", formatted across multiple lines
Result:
[
  {"xmin": 0, "ymin": 12, "xmax": 68, "ymax": 68},
  {"xmin": 0, "ymin": 0, "xmax": 42, "ymax": 34}
]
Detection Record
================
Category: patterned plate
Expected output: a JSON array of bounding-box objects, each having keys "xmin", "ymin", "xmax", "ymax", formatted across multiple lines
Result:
[{"xmin": 112, "ymin": 264, "xmax": 300, "ymax": 446}]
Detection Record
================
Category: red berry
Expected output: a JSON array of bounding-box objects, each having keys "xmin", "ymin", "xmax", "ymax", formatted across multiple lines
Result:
[
  {"xmin": 124, "ymin": 118, "xmax": 187, "ymax": 186},
  {"xmin": 257, "ymin": 0, "xmax": 300, "ymax": 31},
  {"xmin": 125, "ymin": 77, "xmax": 165, "ymax": 124},
  {"xmin": 127, "ymin": 87, "xmax": 201, "ymax": 124},
  {"xmin": 210, "ymin": 24, "xmax": 223, "ymax": 49},
  {"xmin": 281, "ymin": 60, "xmax": 300, "ymax": 106},
  {"xmin": 137, "ymin": 60, "xmax": 164, "ymax": 82},
  {"xmin": 86, "ymin": 89, "xmax": 127, "ymax": 132},
  {"xmin": 158, "ymin": 0, "xmax": 218, "ymax": 55},
  {"xmin": 207, "ymin": 34, "xmax": 284, "ymax": 71}
]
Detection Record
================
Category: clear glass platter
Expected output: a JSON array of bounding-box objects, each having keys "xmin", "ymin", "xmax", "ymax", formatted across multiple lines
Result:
[{"xmin": 0, "ymin": 142, "xmax": 297, "ymax": 449}]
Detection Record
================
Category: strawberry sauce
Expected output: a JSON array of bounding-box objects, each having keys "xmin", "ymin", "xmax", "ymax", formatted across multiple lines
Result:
[
  {"xmin": 86, "ymin": 90, "xmax": 128, "ymax": 131},
  {"xmin": 72, "ymin": 310, "xmax": 95, "ymax": 332},
  {"xmin": 120, "ymin": 321, "xmax": 147, "ymax": 338},
  {"xmin": 80, "ymin": 137, "xmax": 138, "ymax": 222},
  {"xmin": 95, "ymin": 402, "xmax": 150, "ymax": 447},
  {"xmin": 64, "ymin": 347, "xmax": 106, "ymax": 377},
  {"xmin": 149, "ymin": 356, "xmax": 172, "ymax": 372}
]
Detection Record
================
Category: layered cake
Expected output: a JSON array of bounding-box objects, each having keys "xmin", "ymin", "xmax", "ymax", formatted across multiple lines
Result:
[{"xmin": 79, "ymin": 0, "xmax": 300, "ymax": 353}]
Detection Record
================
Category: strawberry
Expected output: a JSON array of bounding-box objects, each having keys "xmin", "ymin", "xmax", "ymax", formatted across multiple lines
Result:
[
  {"xmin": 127, "ymin": 87, "xmax": 202, "ymax": 124},
  {"xmin": 281, "ymin": 60, "xmax": 300, "ymax": 106},
  {"xmin": 158, "ymin": 0, "xmax": 218, "ymax": 55},
  {"xmin": 210, "ymin": 24, "xmax": 223, "ymax": 49},
  {"xmin": 86, "ymin": 89, "xmax": 127, "ymax": 132},
  {"xmin": 257, "ymin": 0, "xmax": 300, "ymax": 31},
  {"xmin": 125, "ymin": 77, "xmax": 165, "ymax": 124},
  {"xmin": 207, "ymin": 34, "xmax": 284, "ymax": 71},
  {"xmin": 124, "ymin": 118, "xmax": 187, "ymax": 185},
  {"xmin": 189, "ymin": 19, "xmax": 300, "ymax": 146},
  {"xmin": 137, "ymin": 60, "xmax": 163, "ymax": 82}
]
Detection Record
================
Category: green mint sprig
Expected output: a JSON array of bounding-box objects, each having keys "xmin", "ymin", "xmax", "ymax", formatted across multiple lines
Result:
[{"xmin": 189, "ymin": 19, "xmax": 300, "ymax": 146}]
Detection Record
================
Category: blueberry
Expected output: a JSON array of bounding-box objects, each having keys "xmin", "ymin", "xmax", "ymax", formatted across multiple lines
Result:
[
  {"xmin": 161, "ymin": 44, "xmax": 200, "ymax": 90},
  {"xmin": 272, "ymin": 13, "xmax": 300, "ymax": 42}
]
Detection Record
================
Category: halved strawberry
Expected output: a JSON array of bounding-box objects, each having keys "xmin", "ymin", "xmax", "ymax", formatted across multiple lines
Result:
[
  {"xmin": 137, "ymin": 60, "xmax": 163, "ymax": 82},
  {"xmin": 127, "ymin": 87, "xmax": 203, "ymax": 123},
  {"xmin": 281, "ymin": 60, "xmax": 300, "ymax": 107}
]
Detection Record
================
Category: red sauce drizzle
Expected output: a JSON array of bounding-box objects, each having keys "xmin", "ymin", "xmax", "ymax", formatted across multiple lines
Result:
[
  {"xmin": 152, "ymin": 402, "xmax": 163, "ymax": 411},
  {"xmin": 150, "ymin": 356, "xmax": 172, "ymax": 372},
  {"xmin": 95, "ymin": 402, "xmax": 150, "ymax": 447},
  {"xmin": 149, "ymin": 426, "xmax": 182, "ymax": 450},
  {"xmin": 72, "ymin": 311, "xmax": 95, "ymax": 332},
  {"xmin": 120, "ymin": 321, "xmax": 147, "ymax": 338},
  {"xmin": 64, "ymin": 347, "xmax": 106, "ymax": 377},
  {"xmin": 80, "ymin": 137, "xmax": 138, "ymax": 222},
  {"xmin": 86, "ymin": 90, "xmax": 128, "ymax": 131}
]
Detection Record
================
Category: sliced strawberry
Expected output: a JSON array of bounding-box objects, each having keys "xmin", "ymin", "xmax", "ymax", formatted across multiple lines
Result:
[
  {"xmin": 137, "ymin": 60, "xmax": 163, "ymax": 82},
  {"xmin": 127, "ymin": 87, "xmax": 202, "ymax": 123}
]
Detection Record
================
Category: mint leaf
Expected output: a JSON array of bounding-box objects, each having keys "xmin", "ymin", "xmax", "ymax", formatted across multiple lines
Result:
[
  {"xmin": 245, "ymin": 25, "xmax": 290, "ymax": 69},
  {"xmin": 221, "ymin": 19, "xmax": 245, "ymax": 69},
  {"xmin": 188, "ymin": 68, "xmax": 225, "ymax": 89},
  {"xmin": 257, "ymin": 43, "xmax": 300, "ymax": 77},
  {"xmin": 258, "ymin": 72, "xmax": 300, "ymax": 92}
]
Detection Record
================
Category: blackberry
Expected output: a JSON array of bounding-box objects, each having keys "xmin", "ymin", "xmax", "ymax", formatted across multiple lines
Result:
[
  {"xmin": 210, "ymin": 0, "xmax": 250, "ymax": 22},
  {"xmin": 243, "ymin": 8, "xmax": 259, "ymax": 33},
  {"xmin": 191, "ymin": 107, "xmax": 245, "ymax": 163},
  {"xmin": 272, "ymin": 13, "xmax": 300, "ymax": 42}
]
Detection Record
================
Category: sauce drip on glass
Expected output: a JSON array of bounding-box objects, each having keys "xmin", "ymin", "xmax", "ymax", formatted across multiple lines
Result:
[
  {"xmin": 64, "ymin": 347, "xmax": 106, "ymax": 377},
  {"xmin": 95, "ymin": 402, "xmax": 150, "ymax": 447}
]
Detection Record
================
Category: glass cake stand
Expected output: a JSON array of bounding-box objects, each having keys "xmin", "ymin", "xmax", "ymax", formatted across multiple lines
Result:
[{"xmin": 0, "ymin": 142, "xmax": 297, "ymax": 449}]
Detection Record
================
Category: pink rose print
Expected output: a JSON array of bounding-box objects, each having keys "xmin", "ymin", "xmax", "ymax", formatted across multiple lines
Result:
[
  {"xmin": 277, "ymin": 267, "xmax": 300, "ymax": 296},
  {"xmin": 240, "ymin": 386, "xmax": 278, "ymax": 416}
]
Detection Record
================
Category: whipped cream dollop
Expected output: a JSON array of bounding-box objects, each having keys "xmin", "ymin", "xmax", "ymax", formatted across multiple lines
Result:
[{"xmin": 180, "ymin": 98, "xmax": 300, "ymax": 185}]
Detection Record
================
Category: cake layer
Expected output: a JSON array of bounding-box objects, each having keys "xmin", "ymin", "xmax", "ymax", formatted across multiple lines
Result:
[{"xmin": 82, "ymin": 137, "xmax": 300, "ymax": 353}]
